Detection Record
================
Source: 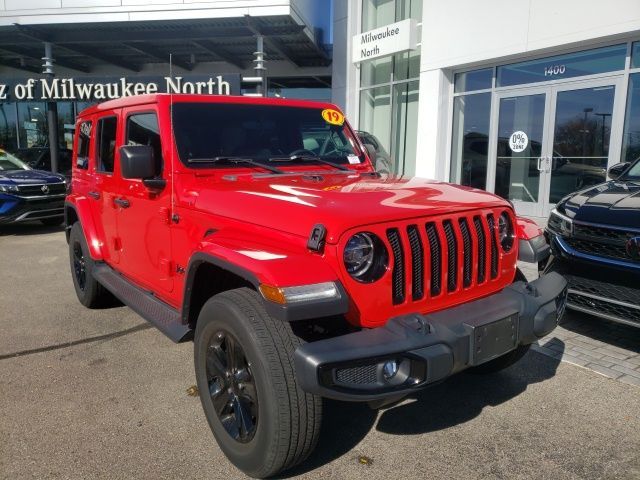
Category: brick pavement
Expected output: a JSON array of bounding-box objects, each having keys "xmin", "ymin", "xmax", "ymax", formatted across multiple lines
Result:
[{"xmin": 519, "ymin": 262, "xmax": 640, "ymax": 387}]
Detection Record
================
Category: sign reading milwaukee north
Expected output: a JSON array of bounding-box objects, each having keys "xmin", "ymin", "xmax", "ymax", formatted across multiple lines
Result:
[
  {"xmin": 0, "ymin": 74, "xmax": 241, "ymax": 102},
  {"xmin": 352, "ymin": 18, "xmax": 419, "ymax": 63}
]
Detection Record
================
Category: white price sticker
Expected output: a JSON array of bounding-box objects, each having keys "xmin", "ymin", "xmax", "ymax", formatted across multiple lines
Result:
[
  {"xmin": 509, "ymin": 131, "xmax": 528, "ymax": 153},
  {"xmin": 347, "ymin": 154, "xmax": 361, "ymax": 164}
]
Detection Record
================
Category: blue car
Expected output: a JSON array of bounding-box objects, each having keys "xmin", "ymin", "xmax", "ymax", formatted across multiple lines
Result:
[{"xmin": 0, "ymin": 149, "xmax": 67, "ymax": 226}]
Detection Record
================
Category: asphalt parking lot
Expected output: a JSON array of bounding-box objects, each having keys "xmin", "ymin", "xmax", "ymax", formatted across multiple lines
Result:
[{"xmin": 1, "ymin": 224, "xmax": 640, "ymax": 480}]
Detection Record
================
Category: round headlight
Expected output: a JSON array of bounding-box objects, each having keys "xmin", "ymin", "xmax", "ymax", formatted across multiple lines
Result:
[
  {"xmin": 343, "ymin": 232, "xmax": 388, "ymax": 282},
  {"xmin": 498, "ymin": 211, "xmax": 515, "ymax": 252}
]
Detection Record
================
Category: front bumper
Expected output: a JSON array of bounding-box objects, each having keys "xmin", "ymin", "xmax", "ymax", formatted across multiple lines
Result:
[
  {"xmin": 0, "ymin": 194, "xmax": 65, "ymax": 224},
  {"xmin": 295, "ymin": 273, "xmax": 567, "ymax": 401}
]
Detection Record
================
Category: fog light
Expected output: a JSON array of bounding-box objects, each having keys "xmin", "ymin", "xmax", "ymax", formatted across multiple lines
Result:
[{"xmin": 382, "ymin": 360, "xmax": 398, "ymax": 381}]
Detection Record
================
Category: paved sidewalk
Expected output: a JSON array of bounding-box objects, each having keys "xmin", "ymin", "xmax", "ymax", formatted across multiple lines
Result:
[{"xmin": 519, "ymin": 262, "xmax": 640, "ymax": 387}]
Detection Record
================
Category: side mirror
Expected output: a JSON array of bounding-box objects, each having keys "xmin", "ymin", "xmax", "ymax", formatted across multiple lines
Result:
[
  {"xmin": 364, "ymin": 143, "xmax": 377, "ymax": 162},
  {"xmin": 607, "ymin": 162, "xmax": 628, "ymax": 180},
  {"xmin": 119, "ymin": 145, "xmax": 164, "ymax": 189}
]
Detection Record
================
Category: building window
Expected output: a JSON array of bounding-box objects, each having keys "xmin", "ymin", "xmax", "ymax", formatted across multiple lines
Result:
[
  {"xmin": 450, "ymin": 93, "xmax": 491, "ymax": 189},
  {"xmin": 96, "ymin": 116, "xmax": 117, "ymax": 173},
  {"xmin": 497, "ymin": 44, "xmax": 627, "ymax": 87},
  {"xmin": 632, "ymin": 42, "xmax": 640, "ymax": 69},
  {"xmin": 454, "ymin": 68, "xmax": 492, "ymax": 93},
  {"xmin": 622, "ymin": 73, "xmax": 640, "ymax": 164},
  {"xmin": 17, "ymin": 102, "xmax": 47, "ymax": 149},
  {"xmin": 359, "ymin": 0, "xmax": 422, "ymax": 175},
  {"xmin": 0, "ymin": 103, "xmax": 18, "ymax": 152}
]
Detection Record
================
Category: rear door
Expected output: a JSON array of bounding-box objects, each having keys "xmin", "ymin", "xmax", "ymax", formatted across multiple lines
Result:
[
  {"xmin": 115, "ymin": 108, "xmax": 173, "ymax": 294},
  {"xmin": 87, "ymin": 113, "xmax": 121, "ymax": 265}
]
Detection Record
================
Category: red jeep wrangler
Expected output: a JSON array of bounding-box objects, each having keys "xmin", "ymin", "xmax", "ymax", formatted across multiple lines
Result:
[{"xmin": 65, "ymin": 94, "xmax": 567, "ymax": 478}]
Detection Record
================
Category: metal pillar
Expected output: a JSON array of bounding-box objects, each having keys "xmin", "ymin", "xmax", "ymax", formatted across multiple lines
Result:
[
  {"xmin": 253, "ymin": 35, "xmax": 266, "ymax": 96},
  {"xmin": 43, "ymin": 42, "xmax": 59, "ymax": 174}
]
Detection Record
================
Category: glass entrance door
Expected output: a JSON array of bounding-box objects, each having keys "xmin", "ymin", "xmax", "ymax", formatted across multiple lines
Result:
[
  {"xmin": 545, "ymin": 82, "xmax": 617, "ymax": 210},
  {"xmin": 490, "ymin": 78, "xmax": 621, "ymax": 218},
  {"xmin": 493, "ymin": 90, "xmax": 549, "ymax": 217}
]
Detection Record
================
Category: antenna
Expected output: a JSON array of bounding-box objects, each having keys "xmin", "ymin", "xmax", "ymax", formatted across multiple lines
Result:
[{"xmin": 169, "ymin": 53, "xmax": 175, "ymax": 221}]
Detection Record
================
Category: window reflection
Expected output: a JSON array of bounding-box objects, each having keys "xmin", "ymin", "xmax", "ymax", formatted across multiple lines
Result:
[
  {"xmin": 622, "ymin": 74, "xmax": 640, "ymax": 164},
  {"xmin": 0, "ymin": 103, "xmax": 18, "ymax": 152},
  {"xmin": 450, "ymin": 93, "xmax": 491, "ymax": 189}
]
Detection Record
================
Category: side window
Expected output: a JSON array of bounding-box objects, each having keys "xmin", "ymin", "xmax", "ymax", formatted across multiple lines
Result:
[
  {"xmin": 76, "ymin": 121, "xmax": 92, "ymax": 169},
  {"xmin": 126, "ymin": 113, "xmax": 162, "ymax": 169},
  {"xmin": 96, "ymin": 116, "xmax": 117, "ymax": 173}
]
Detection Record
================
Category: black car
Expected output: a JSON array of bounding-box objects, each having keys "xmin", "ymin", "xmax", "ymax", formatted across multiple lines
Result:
[
  {"xmin": 356, "ymin": 130, "xmax": 394, "ymax": 175},
  {"xmin": 0, "ymin": 149, "xmax": 67, "ymax": 226},
  {"xmin": 543, "ymin": 159, "xmax": 640, "ymax": 328},
  {"xmin": 12, "ymin": 147, "xmax": 73, "ymax": 180}
]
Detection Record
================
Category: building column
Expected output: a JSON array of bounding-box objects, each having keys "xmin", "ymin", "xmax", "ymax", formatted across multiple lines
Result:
[{"xmin": 43, "ymin": 42, "xmax": 59, "ymax": 174}]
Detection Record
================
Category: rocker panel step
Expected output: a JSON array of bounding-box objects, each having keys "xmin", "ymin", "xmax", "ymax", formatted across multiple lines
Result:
[{"xmin": 93, "ymin": 263, "xmax": 191, "ymax": 343}]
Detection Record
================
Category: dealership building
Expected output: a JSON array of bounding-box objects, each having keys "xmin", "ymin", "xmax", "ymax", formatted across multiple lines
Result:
[
  {"xmin": 332, "ymin": 0, "xmax": 640, "ymax": 220},
  {"xmin": 0, "ymin": 0, "xmax": 332, "ymax": 170},
  {"xmin": 2, "ymin": 1, "xmax": 640, "ymax": 221}
]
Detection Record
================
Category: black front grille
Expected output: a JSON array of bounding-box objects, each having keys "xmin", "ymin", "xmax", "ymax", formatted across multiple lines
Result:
[
  {"xmin": 426, "ymin": 222, "xmax": 441, "ymax": 296},
  {"xmin": 335, "ymin": 364, "xmax": 378, "ymax": 385},
  {"xmin": 17, "ymin": 183, "xmax": 66, "ymax": 196},
  {"xmin": 407, "ymin": 225, "xmax": 424, "ymax": 300},
  {"xmin": 384, "ymin": 213, "xmax": 502, "ymax": 305},
  {"xmin": 474, "ymin": 216, "xmax": 486, "ymax": 284},
  {"xmin": 568, "ymin": 292, "xmax": 640, "ymax": 325},
  {"xmin": 487, "ymin": 214, "xmax": 499, "ymax": 279},
  {"xmin": 459, "ymin": 218, "xmax": 473, "ymax": 288},
  {"xmin": 566, "ymin": 223, "xmax": 639, "ymax": 263},
  {"xmin": 387, "ymin": 228, "xmax": 405, "ymax": 305},
  {"xmin": 443, "ymin": 220, "xmax": 457, "ymax": 292}
]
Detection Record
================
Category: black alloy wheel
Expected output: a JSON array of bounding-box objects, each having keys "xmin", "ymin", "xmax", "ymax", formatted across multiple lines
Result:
[
  {"xmin": 73, "ymin": 241, "xmax": 87, "ymax": 291},
  {"xmin": 205, "ymin": 330, "xmax": 258, "ymax": 443}
]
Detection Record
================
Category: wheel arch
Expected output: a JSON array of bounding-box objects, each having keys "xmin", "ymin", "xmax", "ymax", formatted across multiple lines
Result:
[{"xmin": 64, "ymin": 200, "xmax": 103, "ymax": 260}]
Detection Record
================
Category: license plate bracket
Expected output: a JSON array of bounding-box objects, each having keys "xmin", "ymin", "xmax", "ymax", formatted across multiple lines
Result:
[{"xmin": 468, "ymin": 314, "xmax": 519, "ymax": 366}]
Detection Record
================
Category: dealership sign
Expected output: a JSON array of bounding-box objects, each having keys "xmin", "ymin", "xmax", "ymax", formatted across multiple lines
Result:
[
  {"xmin": 0, "ymin": 74, "xmax": 241, "ymax": 102},
  {"xmin": 352, "ymin": 18, "xmax": 419, "ymax": 63}
]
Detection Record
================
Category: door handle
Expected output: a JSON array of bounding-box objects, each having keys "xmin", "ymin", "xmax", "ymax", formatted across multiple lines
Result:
[
  {"xmin": 88, "ymin": 191, "xmax": 100, "ymax": 200},
  {"xmin": 537, "ymin": 157, "xmax": 543, "ymax": 172},
  {"xmin": 113, "ymin": 197, "xmax": 130, "ymax": 208}
]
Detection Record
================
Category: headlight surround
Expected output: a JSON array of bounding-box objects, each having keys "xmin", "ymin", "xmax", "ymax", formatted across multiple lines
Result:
[
  {"xmin": 0, "ymin": 183, "xmax": 19, "ymax": 194},
  {"xmin": 547, "ymin": 208, "xmax": 573, "ymax": 236},
  {"xmin": 498, "ymin": 211, "xmax": 515, "ymax": 252},
  {"xmin": 343, "ymin": 232, "xmax": 388, "ymax": 283}
]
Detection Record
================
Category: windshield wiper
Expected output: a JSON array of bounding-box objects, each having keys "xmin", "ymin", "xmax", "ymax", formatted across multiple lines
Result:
[
  {"xmin": 268, "ymin": 154, "xmax": 350, "ymax": 171},
  {"xmin": 187, "ymin": 156, "xmax": 284, "ymax": 174}
]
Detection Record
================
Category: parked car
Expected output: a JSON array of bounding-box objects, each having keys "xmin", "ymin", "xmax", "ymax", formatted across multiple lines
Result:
[
  {"xmin": 356, "ymin": 130, "xmax": 393, "ymax": 174},
  {"xmin": 66, "ymin": 94, "xmax": 566, "ymax": 478},
  {"xmin": 543, "ymin": 158, "xmax": 640, "ymax": 327},
  {"xmin": 12, "ymin": 147, "xmax": 73, "ymax": 180},
  {"xmin": 0, "ymin": 148, "xmax": 67, "ymax": 226}
]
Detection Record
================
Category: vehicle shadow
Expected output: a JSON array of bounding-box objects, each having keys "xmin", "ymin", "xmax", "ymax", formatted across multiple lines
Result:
[
  {"xmin": 559, "ymin": 311, "xmax": 640, "ymax": 354},
  {"xmin": 0, "ymin": 222, "xmax": 65, "ymax": 237},
  {"xmin": 287, "ymin": 345, "xmax": 563, "ymax": 477}
]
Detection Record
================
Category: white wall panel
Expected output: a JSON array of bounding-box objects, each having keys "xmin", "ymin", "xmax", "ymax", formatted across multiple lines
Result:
[
  {"xmin": 62, "ymin": 0, "xmax": 122, "ymax": 7},
  {"xmin": 5, "ymin": 0, "xmax": 60, "ymax": 10}
]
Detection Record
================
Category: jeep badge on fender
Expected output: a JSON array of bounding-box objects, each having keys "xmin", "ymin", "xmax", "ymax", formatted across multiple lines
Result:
[{"xmin": 65, "ymin": 94, "xmax": 567, "ymax": 478}]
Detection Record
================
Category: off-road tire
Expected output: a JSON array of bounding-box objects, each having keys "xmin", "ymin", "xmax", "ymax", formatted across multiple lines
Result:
[
  {"xmin": 468, "ymin": 268, "xmax": 531, "ymax": 374},
  {"xmin": 194, "ymin": 288, "xmax": 322, "ymax": 478},
  {"xmin": 40, "ymin": 216, "xmax": 64, "ymax": 226},
  {"xmin": 68, "ymin": 222, "xmax": 112, "ymax": 308}
]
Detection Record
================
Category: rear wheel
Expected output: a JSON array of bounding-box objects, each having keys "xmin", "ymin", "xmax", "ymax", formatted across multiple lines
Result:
[
  {"xmin": 468, "ymin": 268, "xmax": 531, "ymax": 374},
  {"xmin": 194, "ymin": 288, "xmax": 322, "ymax": 478},
  {"xmin": 68, "ymin": 222, "xmax": 112, "ymax": 308}
]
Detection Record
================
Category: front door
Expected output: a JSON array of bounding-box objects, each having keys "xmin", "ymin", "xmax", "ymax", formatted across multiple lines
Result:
[
  {"xmin": 490, "ymin": 78, "xmax": 621, "ymax": 218},
  {"xmin": 544, "ymin": 79, "xmax": 619, "ymax": 215},
  {"xmin": 492, "ymin": 89, "xmax": 550, "ymax": 217}
]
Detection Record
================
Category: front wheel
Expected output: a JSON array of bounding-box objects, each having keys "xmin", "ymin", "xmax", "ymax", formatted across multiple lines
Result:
[{"xmin": 194, "ymin": 288, "xmax": 322, "ymax": 478}]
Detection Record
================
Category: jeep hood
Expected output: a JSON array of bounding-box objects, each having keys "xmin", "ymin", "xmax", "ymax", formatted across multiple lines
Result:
[
  {"xmin": 562, "ymin": 180, "xmax": 640, "ymax": 227},
  {"xmin": 191, "ymin": 173, "xmax": 510, "ymax": 243}
]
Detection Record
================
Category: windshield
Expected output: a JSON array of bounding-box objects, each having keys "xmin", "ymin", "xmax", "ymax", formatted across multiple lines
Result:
[
  {"xmin": 172, "ymin": 103, "xmax": 363, "ymax": 168},
  {"xmin": 0, "ymin": 149, "xmax": 30, "ymax": 171},
  {"xmin": 623, "ymin": 158, "xmax": 640, "ymax": 180}
]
